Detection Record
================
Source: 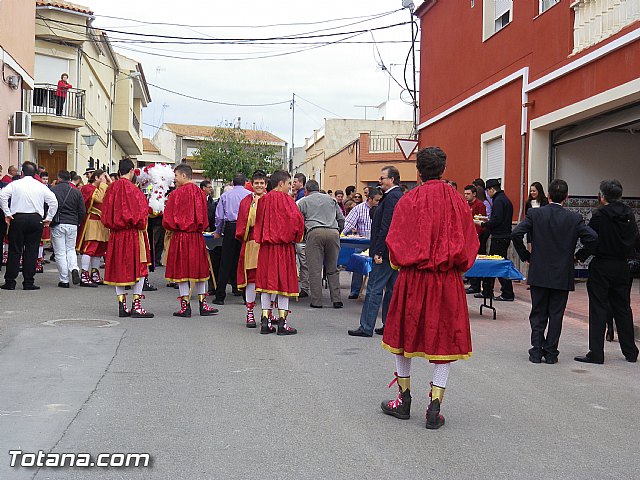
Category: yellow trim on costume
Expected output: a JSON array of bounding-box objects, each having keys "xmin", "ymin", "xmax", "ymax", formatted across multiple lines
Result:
[
  {"xmin": 381, "ymin": 342, "xmax": 472, "ymax": 361},
  {"xmin": 104, "ymin": 276, "xmax": 144, "ymax": 287},
  {"xmin": 255, "ymin": 288, "xmax": 299, "ymax": 297},
  {"xmin": 390, "ymin": 259, "xmax": 400, "ymax": 271},
  {"xmin": 164, "ymin": 276, "xmax": 210, "ymax": 283}
]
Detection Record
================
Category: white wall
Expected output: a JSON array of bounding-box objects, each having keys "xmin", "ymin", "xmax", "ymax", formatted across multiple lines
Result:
[{"xmin": 555, "ymin": 131, "xmax": 640, "ymax": 197}]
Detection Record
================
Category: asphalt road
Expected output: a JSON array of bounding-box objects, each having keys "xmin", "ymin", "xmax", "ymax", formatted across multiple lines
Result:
[{"xmin": 1, "ymin": 267, "xmax": 638, "ymax": 480}]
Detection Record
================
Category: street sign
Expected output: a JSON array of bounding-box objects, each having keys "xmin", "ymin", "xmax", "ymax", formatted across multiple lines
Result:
[{"xmin": 396, "ymin": 138, "xmax": 419, "ymax": 160}]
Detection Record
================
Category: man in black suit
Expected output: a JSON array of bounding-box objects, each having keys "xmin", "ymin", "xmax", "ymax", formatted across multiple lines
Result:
[
  {"xmin": 512, "ymin": 179, "xmax": 597, "ymax": 364},
  {"xmin": 348, "ymin": 166, "xmax": 403, "ymax": 337},
  {"xmin": 575, "ymin": 179, "xmax": 639, "ymax": 364},
  {"xmin": 477, "ymin": 178, "xmax": 515, "ymax": 301}
]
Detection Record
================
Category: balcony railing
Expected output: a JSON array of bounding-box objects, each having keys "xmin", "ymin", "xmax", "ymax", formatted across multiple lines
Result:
[
  {"xmin": 25, "ymin": 83, "xmax": 85, "ymax": 119},
  {"xmin": 572, "ymin": 0, "xmax": 640, "ymax": 54},
  {"xmin": 369, "ymin": 134, "xmax": 402, "ymax": 153}
]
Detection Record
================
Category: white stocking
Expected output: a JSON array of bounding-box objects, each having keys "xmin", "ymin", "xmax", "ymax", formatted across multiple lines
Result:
[
  {"xmin": 133, "ymin": 277, "xmax": 145, "ymax": 295},
  {"xmin": 81, "ymin": 255, "xmax": 90, "ymax": 271},
  {"xmin": 261, "ymin": 293, "xmax": 272, "ymax": 310},
  {"xmin": 245, "ymin": 283, "xmax": 256, "ymax": 304},
  {"xmin": 277, "ymin": 295, "xmax": 289, "ymax": 311},
  {"xmin": 90, "ymin": 256, "xmax": 101, "ymax": 269},
  {"xmin": 38, "ymin": 245, "xmax": 44, "ymax": 259},
  {"xmin": 432, "ymin": 363, "xmax": 450, "ymax": 388},
  {"xmin": 178, "ymin": 281, "xmax": 190, "ymax": 297},
  {"xmin": 195, "ymin": 281, "xmax": 207, "ymax": 295},
  {"xmin": 115, "ymin": 286, "xmax": 125, "ymax": 295},
  {"xmin": 395, "ymin": 355, "xmax": 412, "ymax": 377}
]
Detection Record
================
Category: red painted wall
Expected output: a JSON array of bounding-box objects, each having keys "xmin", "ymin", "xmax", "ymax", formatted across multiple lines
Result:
[{"xmin": 420, "ymin": 80, "xmax": 523, "ymax": 206}]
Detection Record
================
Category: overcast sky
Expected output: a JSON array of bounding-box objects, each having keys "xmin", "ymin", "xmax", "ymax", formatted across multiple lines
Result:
[{"xmin": 90, "ymin": 0, "xmax": 419, "ymax": 148}]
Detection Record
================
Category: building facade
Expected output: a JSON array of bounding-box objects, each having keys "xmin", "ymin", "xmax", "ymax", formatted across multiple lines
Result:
[
  {"xmin": 152, "ymin": 122, "xmax": 287, "ymax": 170},
  {"xmin": 25, "ymin": 0, "xmax": 150, "ymax": 175},
  {"xmin": 295, "ymin": 118, "xmax": 414, "ymax": 188},
  {"xmin": 0, "ymin": 0, "xmax": 36, "ymax": 174},
  {"xmin": 416, "ymin": 0, "xmax": 640, "ymax": 220},
  {"xmin": 323, "ymin": 132, "xmax": 417, "ymax": 193}
]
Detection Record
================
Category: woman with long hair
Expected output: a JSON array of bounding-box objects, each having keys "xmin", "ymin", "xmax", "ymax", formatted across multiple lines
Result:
[{"xmin": 525, "ymin": 182, "xmax": 549, "ymax": 213}]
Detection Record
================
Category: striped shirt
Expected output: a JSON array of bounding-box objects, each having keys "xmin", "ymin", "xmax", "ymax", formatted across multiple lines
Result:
[{"xmin": 342, "ymin": 201, "xmax": 371, "ymax": 238}]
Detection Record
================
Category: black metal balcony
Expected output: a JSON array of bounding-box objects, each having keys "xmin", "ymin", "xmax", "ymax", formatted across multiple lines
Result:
[{"xmin": 25, "ymin": 83, "xmax": 85, "ymax": 119}]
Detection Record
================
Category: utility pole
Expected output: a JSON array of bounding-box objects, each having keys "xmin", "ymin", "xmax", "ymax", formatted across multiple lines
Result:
[{"xmin": 290, "ymin": 93, "xmax": 295, "ymax": 172}]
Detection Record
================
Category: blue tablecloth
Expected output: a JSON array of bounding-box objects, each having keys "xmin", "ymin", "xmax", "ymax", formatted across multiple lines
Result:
[
  {"xmin": 345, "ymin": 253, "xmax": 372, "ymax": 275},
  {"xmin": 338, "ymin": 237, "xmax": 370, "ymax": 266},
  {"xmin": 465, "ymin": 258, "xmax": 525, "ymax": 280}
]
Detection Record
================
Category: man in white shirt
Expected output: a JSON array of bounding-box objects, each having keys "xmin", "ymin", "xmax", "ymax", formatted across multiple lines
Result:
[{"xmin": 0, "ymin": 162, "xmax": 58, "ymax": 290}]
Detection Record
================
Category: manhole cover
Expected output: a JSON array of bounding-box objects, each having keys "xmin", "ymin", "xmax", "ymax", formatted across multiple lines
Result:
[{"xmin": 42, "ymin": 319, "xmax": 120, "ymax": 328}]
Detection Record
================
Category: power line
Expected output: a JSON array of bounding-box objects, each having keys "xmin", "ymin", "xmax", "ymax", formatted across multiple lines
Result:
[
  {"xmin": 93, "ymin": 9, "xmax": 401, "ymax": 29},
  {"xmin": 296, "ymin": 95, "xmax": 344, "ymax": 119},
  {"xmin": 37, "ymin": 15, "xmax": 411, "ymax": 43},
  {"xmin": 147, "ymin": 83, "xmax": 291, "ymax": 107}
]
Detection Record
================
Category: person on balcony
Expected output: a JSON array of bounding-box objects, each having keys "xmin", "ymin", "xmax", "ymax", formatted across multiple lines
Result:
[{"xmin": 55, "ymin": 73, "xmax": 72, "ymax": 116}]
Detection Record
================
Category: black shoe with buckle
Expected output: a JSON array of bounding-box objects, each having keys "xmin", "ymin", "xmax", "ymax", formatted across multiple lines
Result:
[{"xmin": 465, "ymin": 287, "xmax": 480, "ymax": 294}]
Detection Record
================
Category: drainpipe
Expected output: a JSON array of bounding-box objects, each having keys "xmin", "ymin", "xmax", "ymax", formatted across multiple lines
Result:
[{"xmin": 518, "ymin": 133, "xmax": 526, "ymax": 222}]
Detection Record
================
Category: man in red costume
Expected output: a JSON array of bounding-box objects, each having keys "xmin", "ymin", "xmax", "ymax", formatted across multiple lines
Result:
[
  {"xmin": 254, "ymin": 170, "xmax": 305, "ymax": 335},
  {"xmin": 236, "ymin": 170, "xmax": 268, "ymax": 329},
  {"xmin": 77, "ymin": 170, "xmax": 111, "ymax": 287},
  {"xmin": 163, "ymin": 164, "xmax": 218, "ymax": 317},
  {"xmin": 380, "ymin": 147, "xmax": 478, "ymax": 429},
  {"xmin": 101, "ymin": 159, "xmax": 154, "ymax": 318}
]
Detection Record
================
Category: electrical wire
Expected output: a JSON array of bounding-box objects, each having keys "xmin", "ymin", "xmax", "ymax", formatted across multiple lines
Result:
[
  {"xmin": 93, "ymin": 9, "xmax": 401, "ymax": 29},
  {"xmin": 147, "ymin": 83, "xmax": 291, "ymax": 107},
  {"xmin": 296, "ymin": 95, "xmax": 344, "ymax": 119},
  {"xmin": 37, "ymin": 15, "xmax": 411, "ymax": 43}
]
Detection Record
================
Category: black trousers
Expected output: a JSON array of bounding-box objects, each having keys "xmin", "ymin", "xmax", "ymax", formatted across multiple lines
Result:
[
  {"xmin": 469, "ymin": 230, "xmax": 490, "ymax": 291},
  {"xmin": 605, "ymin": 276, "xmax": 634, "ymax": 334},
  {"xmin": 0, "ymin": 213, "xmax": 6, "ymax": 271},
  {"xmin": 528, "ymin": 286, "xmax": 569, "ymax": 360},
  {"xmin": 207, "ymin": 247, "xmax": 222, "ymax": 293},
  {"xmin": 55, "ymin": 96, "xmax": 65, "ymax": 116},
  {"xmin": 587, "ymin": 258, "xmax": 639, "ymax": 361},
  {"xmin": 4, "ymin": 213, "xmax": 44, "ymax": 287},
  {"xmin": 215, "ymin": 222, "xmax": 241, "ymax": 301},
  {"xmin": 481, "ymin": 237, "xmax": 514, "ymax": 299}
]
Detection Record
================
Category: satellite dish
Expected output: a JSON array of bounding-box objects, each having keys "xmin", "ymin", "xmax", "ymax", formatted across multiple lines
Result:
[{"xmin": 402, "ymin": 0, "xmax": 415, "ymax": 9}]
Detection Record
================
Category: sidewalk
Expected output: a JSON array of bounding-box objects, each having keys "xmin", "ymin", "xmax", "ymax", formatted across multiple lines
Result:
[{"xmin": 509, "ymin": 279, "xmax": 640, "ymax": 336}]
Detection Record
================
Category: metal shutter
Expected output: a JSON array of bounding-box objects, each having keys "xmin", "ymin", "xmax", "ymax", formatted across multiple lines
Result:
[
  {"xmin": 485, "ymin": 137, "xmax": 504, "ymax": 182},
  {"xmin": 495, "ymin": 0, "xmax": 511, "ymax": 20}
]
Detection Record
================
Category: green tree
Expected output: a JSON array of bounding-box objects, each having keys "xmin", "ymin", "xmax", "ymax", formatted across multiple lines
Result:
[{"xmin": 195, "ymin": 124, "xmax": 281, "ymax": 183}]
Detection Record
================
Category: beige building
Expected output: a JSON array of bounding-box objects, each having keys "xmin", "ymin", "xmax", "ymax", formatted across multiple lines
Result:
[
  {"xmin": 324, "ymin": 132, "xmax": 418, "ymax": 194},
  {"xmin": 295, "ymin": 118, "xmax": 414, "ymax": 189},
  {"xmin": 24, "ymin": 0, "xmax": 150, "ymax": 176},
  {"xmin": 0, "ymin": 0, "xmax": 36, "ymax": 174}
]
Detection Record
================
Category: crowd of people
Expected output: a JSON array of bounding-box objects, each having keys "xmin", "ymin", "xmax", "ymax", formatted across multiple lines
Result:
[{"xmin": 0, "ymin": 150, "xmax": 638, "ymax": 429}]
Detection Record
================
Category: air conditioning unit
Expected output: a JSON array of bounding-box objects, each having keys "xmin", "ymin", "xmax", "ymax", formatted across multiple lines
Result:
[{"xmin": 11, "ymin": 111, "xmax": 32, "ymax": 138}]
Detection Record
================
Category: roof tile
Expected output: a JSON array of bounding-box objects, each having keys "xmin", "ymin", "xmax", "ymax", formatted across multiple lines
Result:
[
  {"xmin": 36, "ymin": 1, "xmax": 93, "ymax": 15},
  {"xmin": 164, "ymin": 123, "xmax": 285, "ymax": 144}
]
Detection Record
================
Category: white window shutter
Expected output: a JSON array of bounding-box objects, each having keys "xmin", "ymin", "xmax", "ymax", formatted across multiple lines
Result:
[
  {"xmin": 485, "ymin": 137, "xmax": 504, "ymax": 182},
  {"xmin": 495, "ymin": 0, "xmax": 511, "ymax": 20}
]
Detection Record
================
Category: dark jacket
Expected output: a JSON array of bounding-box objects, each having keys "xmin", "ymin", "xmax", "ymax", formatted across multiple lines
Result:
[
  {"xmin": 206, "ymin": 196, "xmax": 217, "ymax": 232},
  {"xmin": 50, "ymin": 181, "xmax": 86, "ymax": 227},
  {"xmin": 577, "ymin": 202, "xmax": 639, "ymax": 262},
  {"xmin": 370, "ymin": 185, "xmax": 403, "ymax": 259},
  {"xmin": 482, "ymin": 190, "xmax": 513, "ymax": 239},
  {"xmin": 512, "ymin": 204, "xmax": 597, "ymax": 291}
]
